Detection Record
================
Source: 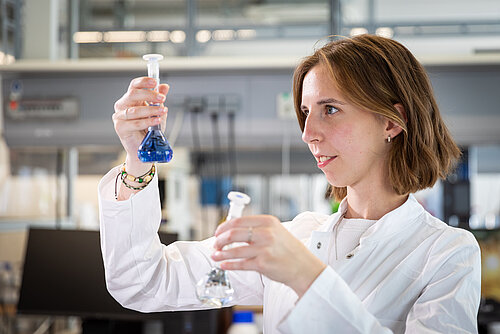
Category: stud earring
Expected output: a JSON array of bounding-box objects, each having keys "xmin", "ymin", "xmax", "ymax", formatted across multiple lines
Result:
[{"xmin": 387, "ymin": 135, "xmax": 391, "ymax": 143}]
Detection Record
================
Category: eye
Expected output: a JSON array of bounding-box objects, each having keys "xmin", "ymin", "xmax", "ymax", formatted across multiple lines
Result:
[{"xmin": 326, "ymin": 105, "xmax": 339, "ymax": 115}]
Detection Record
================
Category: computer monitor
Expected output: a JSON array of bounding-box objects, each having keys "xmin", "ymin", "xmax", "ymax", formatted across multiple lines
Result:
[
  {"xmin": 17, "ymin": 228, "xmax": 179, "ymax": 320},
  {"xmin": 472, "ymin": 228, "xmax": 500, "ymax": 331},
  {"xmin": 473, "ymin": 228, "xmax": 500, "ymax": 303}
]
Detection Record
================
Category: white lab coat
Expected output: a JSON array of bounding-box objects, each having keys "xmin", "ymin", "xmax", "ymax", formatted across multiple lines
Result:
[{"xmin": 98, "ymin": 166, "xmax": 481, "ymax": 333}]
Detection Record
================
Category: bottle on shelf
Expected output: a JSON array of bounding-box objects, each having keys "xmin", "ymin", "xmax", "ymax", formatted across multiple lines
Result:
[{"xmin": 227, "ymin": 310, "xmax": 259, "ymax": 334}]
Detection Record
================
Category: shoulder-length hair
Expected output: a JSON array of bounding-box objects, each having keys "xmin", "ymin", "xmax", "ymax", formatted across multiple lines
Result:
[{"xmin": 293, "ymin": 35, "xmax": 461, "ymax": 201}]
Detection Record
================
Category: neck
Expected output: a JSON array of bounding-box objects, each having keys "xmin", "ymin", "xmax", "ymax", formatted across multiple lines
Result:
[{"xmin": 344, "ymin": 184, "xmax": 408, "ymax": 221}]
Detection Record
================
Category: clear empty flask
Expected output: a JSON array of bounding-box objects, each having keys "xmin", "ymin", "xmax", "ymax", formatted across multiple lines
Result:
[
  {"xmin": 196, "ymin": 191, "xmax": 251, "ymax": 307},
  {"xmin": 138, "ymin": 54, "xmax": 173, "ymax": 163}
]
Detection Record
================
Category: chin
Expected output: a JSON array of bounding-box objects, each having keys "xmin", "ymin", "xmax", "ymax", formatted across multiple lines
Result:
[{"xmin": 324, "ymin": 174, "xmax": 347, "ymax": 189}]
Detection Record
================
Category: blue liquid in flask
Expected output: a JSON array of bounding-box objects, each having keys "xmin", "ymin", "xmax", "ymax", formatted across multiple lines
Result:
[
  {"xmin": 138, "ymin": 54, "xmax": 173, "ymax": 163},
  {"xmin": 138, "ymin": 123, "xmax": 173, "ymax": 163}
]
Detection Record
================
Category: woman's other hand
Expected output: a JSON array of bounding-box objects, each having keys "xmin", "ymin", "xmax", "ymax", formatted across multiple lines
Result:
[{"xmin": 212, "ymin": 215, "xmax": 327, "ymax": 298}]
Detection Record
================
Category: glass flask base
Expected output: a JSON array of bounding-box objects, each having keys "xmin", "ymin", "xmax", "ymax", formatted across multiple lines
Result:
[
  {"xmin": 138, "ymin": 149, "xmax": 173, "ymax": 163},
  {"xmin": 138, "ymin": 129, "xmax": 173, "ymax": 163},
  {"xmin": 196, "ymin": 267, "xmax": 234, "ymax": 308}
]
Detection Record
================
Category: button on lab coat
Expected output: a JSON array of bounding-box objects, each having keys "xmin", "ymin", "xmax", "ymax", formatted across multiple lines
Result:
[{"xmin": 98, "ymin": 166, "xmax": 481, "ymax": 333}]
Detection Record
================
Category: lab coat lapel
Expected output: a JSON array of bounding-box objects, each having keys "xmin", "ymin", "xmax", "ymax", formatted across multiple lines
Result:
[{"xmin": 308, "ymin": 198, "xmax": 348, "ymax": 262}]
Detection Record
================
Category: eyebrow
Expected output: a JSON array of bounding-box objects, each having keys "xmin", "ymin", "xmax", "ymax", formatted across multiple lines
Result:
[
  {"xmin": 301, "ymin": 97, "xmax": 346, "ymax": 109},
  {"xmin": 317, "ymin": 98, "xmax": 346, "ymax": 105}
]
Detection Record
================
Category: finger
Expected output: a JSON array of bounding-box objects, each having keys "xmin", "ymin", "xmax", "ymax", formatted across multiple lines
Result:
[
  {"xmin": 212, "ymin": 245, "xmax": 257, "ymax": 261},
  {"xmin": 158, "ymin": 83, "xmax": 170, "ymax": 97},
  {"xmin": 159, "ymin": 112, "xmax": 168, "ymax": 132},
  {"xmin": 115, "ymin": 106, "xmax": 167, "ymax": 121},
  {"xmin": 114, "ymin": 89, "xmax": 164, "ymax": 112},
  {"xmin": 127, "ymin": 88, "xmax": 166, "ymax": 105},
  {"xmin": 214, "ymin": 228, "xmax": 255, "ymax": 250},
  {"xmin": 116, "ymin": 80, "xmax": 168, "ymax": 112},
  {"xmin": 220, "ymin": 258, "xmax": 259, "ymax": 271},
  {"xmin": 128, "ymin": 77, "xmax": 157, "ymax": 90},
  {"xmin": 215, "ymin": 215, "xmax": 270, "ymax": 237},
  {"xmin": 115, "ymin": 115, "xmax": 162, "ymax": 133}
]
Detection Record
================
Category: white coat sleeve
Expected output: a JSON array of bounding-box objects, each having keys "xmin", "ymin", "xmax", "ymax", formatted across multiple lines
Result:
[
  {"xmin": 98, "ymin": 166, "xmax": 264, "ymax": 312},
  {"xmin": 277, "ymin": 231, "xmax": 481, "ymax": 334}
]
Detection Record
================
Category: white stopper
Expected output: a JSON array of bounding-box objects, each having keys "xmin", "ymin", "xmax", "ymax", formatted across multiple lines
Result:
[
  {"xmin": 226, "ymin": 191, "xmax": 251, "ymax": 220},
  {"xmin": 142, "ymin": 54, "xmax": 164, "ymax": 90},
  {"xmin": 142, "ymin": 54, "xmax": 164, "ymax": 62}
]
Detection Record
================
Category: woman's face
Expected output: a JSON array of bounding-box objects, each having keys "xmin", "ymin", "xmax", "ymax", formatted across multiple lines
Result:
[{"xmin": 301, "ymin": 65, "xmax": 390, "ymax": 190}]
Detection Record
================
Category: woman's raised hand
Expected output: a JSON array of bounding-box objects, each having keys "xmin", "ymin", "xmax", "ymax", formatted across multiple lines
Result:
[
  {"xmin": 112, "ymin": 77, "xmax": 169, "ymax": 167},
  {"xmin": 212, "ymin": 215, "xmax": 327, "ymax": 298}
]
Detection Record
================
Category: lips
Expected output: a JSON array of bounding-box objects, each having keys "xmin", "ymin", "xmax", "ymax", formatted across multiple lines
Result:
[{"xmin": 316, "ymin": 155, "xmax": 337, "ymax": 168}]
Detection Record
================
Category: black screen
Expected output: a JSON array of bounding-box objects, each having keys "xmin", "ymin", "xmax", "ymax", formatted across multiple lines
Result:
[{"xmin": 17, "ymin": 228, "xmax": 177, "ymax": 320}]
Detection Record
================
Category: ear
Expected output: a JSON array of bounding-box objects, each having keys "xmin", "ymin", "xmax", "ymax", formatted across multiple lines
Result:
[
  {"xmin": 394, "ymin": 103, "xmax": 407, "ymax": 123},
  {"xmin": 385, "ymin": 103, "xmax": 406, "ymax": 140}
]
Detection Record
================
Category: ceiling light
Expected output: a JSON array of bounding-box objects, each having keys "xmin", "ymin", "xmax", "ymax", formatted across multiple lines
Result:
[
  {"xmin": 237, "ymin": 29, "xmax": 257, "ymax": 40},
  {"xmin": 376, "ymin": 27, "xmax": 394, "ymax": 39},
  {"xmin": 213, "ymin": 30, "xmax": 235, "ymax": 41},
  {"xmin": 73, "ymin": 31, "xmax": 103, "ymax": 43},
  {"xmin": 170, "ymin": 30, "xmax": 186, "ymax": 44},
  {"xmin": 196, "ymin": 30, "xmax": 211, "ymax": 43},
  {"xmin": 5, "ymin": 54, "xmax": 15, "ymax": 64},
  {"xmin": 103, "ymin": 31, "xmax": 146, "ymax": 43},
  {"xmin": 147, "ymin": 31, "xmax": 170, "ymax": 42},
  {"xmin": 350, "ymin": 28, "xmax": 368, "ymax": 37}
]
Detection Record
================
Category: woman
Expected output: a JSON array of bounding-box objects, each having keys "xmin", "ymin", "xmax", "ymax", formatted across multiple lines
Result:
[{"xmin": 99, "ymin": 35, "xmax": 481, "ymax": 333}]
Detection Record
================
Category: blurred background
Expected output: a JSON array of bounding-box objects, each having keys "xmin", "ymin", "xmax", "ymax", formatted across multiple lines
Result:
[{"xmin": 0, "ymin": 0, "xmax": 499, "ymax": 333}]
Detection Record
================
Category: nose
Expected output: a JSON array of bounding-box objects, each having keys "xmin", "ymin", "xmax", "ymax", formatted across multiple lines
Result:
[{"xmin": 301, "ymin": 112, "xmax": 321, "ymax": 144}]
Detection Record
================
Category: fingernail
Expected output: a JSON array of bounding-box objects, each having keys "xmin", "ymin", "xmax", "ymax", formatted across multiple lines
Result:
[
  {"xmin": 214, "ymin": 251, "xmax": 221, "ymax": 258},
  {"xmin": 161, "ymin": 107, "xmax": 168, "ymax": 112},
  {"xmin": 156, "ymin": 94, "xmax": 165, "ymax": 101}
]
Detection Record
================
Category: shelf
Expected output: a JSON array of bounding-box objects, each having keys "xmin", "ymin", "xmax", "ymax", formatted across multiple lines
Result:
[
  {"xmin": 1, "ymin": 53, "xmax": 499, "ymax": 74},
  {"xmin": 0, "ymin": 56, "xmax": 301, "ymax": 74}
]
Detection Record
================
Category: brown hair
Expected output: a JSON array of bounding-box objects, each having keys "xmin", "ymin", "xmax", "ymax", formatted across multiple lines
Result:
[{"xmin": 293, "ymin": 35, "xmax": 461, "ymax": 202}]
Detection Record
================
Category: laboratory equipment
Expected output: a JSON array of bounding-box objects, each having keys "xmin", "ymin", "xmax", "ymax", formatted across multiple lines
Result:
[
  {"xmin": 196, "ymin": 191, "xmax": 251, "ymax": 307},
  {"xmin": 227, "ymin": 311, "xmax": 259, "ymax": 334},
  {"xmin": 137, "ymin": 54, "xmax": 173, "ymax": 163}
]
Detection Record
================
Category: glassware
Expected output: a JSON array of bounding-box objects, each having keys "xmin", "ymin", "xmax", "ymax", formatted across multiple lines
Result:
[
  {"xmin": 196, "ymin": 191, "xmax": 251, "ymax": 307},
  {"xmin": 138, "ymin": 54, "xmax": 173, "ymax": 163}
]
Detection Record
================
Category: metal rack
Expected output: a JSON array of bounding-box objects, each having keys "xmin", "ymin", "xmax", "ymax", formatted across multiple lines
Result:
[{"xmin": 0, "ymin": 0, "xmax": 21, "ymax": 60}]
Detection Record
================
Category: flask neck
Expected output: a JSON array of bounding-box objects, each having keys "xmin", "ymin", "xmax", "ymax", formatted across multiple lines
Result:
[
  {"xmin": 147, "ymin": 62, "xmax": 159, "ymax": 79},
  {"xmin": 148, "ymin": 124, "xmax": 162, "ymax": 131},
  {"xmin": 147, "ymin": 62, "xmax": 160, "ymax": 91},
  {"xmin": 227, "ymin": 203, "xmax": 244, "ymax": 221}
]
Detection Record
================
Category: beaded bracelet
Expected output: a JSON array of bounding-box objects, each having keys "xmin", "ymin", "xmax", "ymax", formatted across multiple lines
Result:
[
  {"xmin": 121, "ymin": 178, "xmax": 151, "ymax": 191},
  {"xmin": 121, "ymin": 164, "xmax": 155, "ymax": 189},
  {"xmin": 114, "ymin": 163, "xmax": 156, "ymax": 200},
  {"xmin": 120, "ymin": 163, "xmax": 156, "ymax": 184}
]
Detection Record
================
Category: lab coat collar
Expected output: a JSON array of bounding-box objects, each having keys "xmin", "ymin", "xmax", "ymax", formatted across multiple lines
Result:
[{"xmin": 321, "ymin": 194, "xmax": 425, "ymax": 245}]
